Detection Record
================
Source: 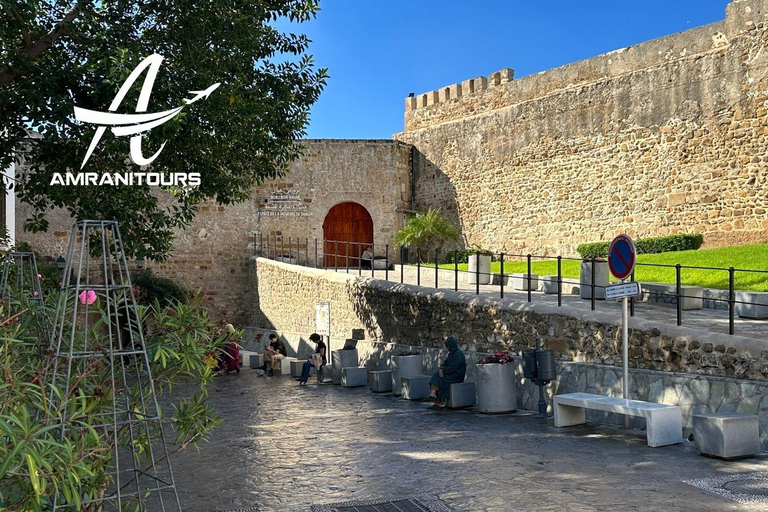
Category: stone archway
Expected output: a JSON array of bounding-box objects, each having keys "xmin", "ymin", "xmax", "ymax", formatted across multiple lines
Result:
[{"xmin": 323, "ymin": 202, "xmax": 373, "ymax": 268}]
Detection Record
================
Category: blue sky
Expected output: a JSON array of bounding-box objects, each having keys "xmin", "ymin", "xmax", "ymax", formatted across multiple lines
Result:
[{"xmin": 294, "ymin": 0, "xmax": 730, "ymax": 139}]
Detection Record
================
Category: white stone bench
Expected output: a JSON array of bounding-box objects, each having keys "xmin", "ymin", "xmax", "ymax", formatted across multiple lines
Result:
[
  {"xmin": 318, "ymin": 364, "xmax": 333, "ymax": 383},
  {"xmin": 693, "ymin": 412, "xmax": 760, "ymax": 459},
  {"xmin": 512, "ymin": 273, "xmax": 538, "ymax": 291},
  {"xmin": 735, "ymin": 291, "xmax": 768, "ymax": 319},
  {"xmin": 553, "ymin": 392, "xmax": 682, "ymax": 447},
  {"xmin": 281, "ymin": 357, "xmax": 298, "ymax": 376},
  {"xmin": 341, "ymin": 367, "xmax": 368, "ymax": 388},
  {"xmin": 446, "ymin": 381, "xmax": 476, "ymax": 409},
  {"xmin": 401, "ymin": 375, "xmax": 431, "ymax": 400},
  {"xmin": 368, "ymin": 370, "xmax": 393, "ymax": 393},
  {"xmin": 640, "ymin": 282, "xmax": 703, "ymax": 310}
]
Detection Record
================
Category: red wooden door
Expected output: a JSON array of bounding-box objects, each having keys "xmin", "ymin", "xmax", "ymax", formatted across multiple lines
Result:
[{"xmin": 323, "ymin": 203, "xmax": 373, "ymax": 268}]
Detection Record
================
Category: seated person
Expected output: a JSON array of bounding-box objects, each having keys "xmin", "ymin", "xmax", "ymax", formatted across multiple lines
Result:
[
  {"xmin": 425, "ymin": 336, "xmax": 466, "ymax": 407},
  {"xmin": 262, "ymin": 333, "xmax": 286, "ymax": 376},
  {"xmin": 360, "ymin": 245, "xmax": 373, "ymax": 269},
  {"xmin": 297, "ymin": 333, "xmax": 326, "ymax": 384}
]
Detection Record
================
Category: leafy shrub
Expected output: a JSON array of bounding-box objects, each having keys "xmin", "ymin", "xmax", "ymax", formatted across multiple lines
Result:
[
  {"xmin": 444, "ymin": 249, "xmax": 474, "ymax": 264},
  {"xmin": 577, "ymin": 234, "xmax": 704, "ymax": 259},
  {"xmin": 132, "ymin": 269, "xmax": 188, "ymax": 307},
  {"xmin": 479, "ymin": 351, "xmax": 513, "ymax": 364},
  {"xmin": 393, "ymin": 208, "xmax": 461, "ymax": 263},
  {"xmin": 7, "ymin": 242, "xmax": 61, "ymax": 294}
]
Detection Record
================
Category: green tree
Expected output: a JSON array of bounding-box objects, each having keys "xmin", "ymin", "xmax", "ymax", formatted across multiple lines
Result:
[
  {"xmin": 393, "ymin": 208, "xmax": 461, "ymax": 263},
  {"xmin": 1, "ymin": 0, "xmax": 327, "ymax": 259}
]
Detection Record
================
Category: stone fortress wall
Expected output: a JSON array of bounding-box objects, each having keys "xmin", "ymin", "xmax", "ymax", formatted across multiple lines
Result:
[
  {"xmin": 396, "ymin": 0, "xmax": 768, "ymax": 256},
  {"xmin": 17, "ymin": 140, "xmax": 412, "ymax": 324}
]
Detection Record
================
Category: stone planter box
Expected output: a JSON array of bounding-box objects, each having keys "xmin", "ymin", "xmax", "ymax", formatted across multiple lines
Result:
[
  {"xmin": 512, "ymin": 273, "xmax": 539, "ymax": 291},
  {"xmin": 580, "ymin": 260, "xmax": 609, "ymax": 300},
  {"xmin": 368, "ymin": 370, "xmax": 393, "ymax": 392},
  {"xmin": 402, "ymin": 375, "xmax": 431, "ymax": 400},
  {"xmin": 372, "ymin": 258, "xmax": 389, "ymax": 270},
  {"xmin": 693, "ymin": 412, "xmax": 759, "ymax": 459},
  {"xmin": 735, "ymin": 291, "xmax": 768, "ymax": 319},
  {"xmin": 539, "ymin": 275, "xmax": 559, "ymax": 294},
  {"xmin": 249, "ymin": 353, "xmax": 264, "ymax": 369},
  {"xmin": 281, "ymin": 357, "xmax": 298, "ymax": 376},
  {"xmin": 291, "ymin": 359, "xmax": 315, "ymax": 377},
  {"xmin": 468, "ymin": 254, "xmax": 492, "ymax": 285},
  {"xmin": 341, "ymin": 367, "xmax": 368, "ymax": 388},
  {"xmin": 476, "ymin": 363, "xmax": 517, "ymax": 414},
  {"xmin": 332, "ymin": 349, "xmax": 359, "ymax": 384},
  {"xmin": 391, "ymin": 355, "xmax": 424, "ymax": 396}
]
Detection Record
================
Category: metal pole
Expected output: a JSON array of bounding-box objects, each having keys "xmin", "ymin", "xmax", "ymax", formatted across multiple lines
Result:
[
  {"xmin": 527, "ymin": 254, "xmax": 532, "ymax": 302},
  {"xmin": 371, "ymin": 243, "xmax": 375, "ymax": 278},
  {"xmin": 623, "ymin": 294, "xmax": 629, "ymax": 428},
  {"xmin": 385, "ymin": 245, "xmax": 389, "ymax": 281},
  {"xmin": 475, "ymin": 251, "xmax": 480, "ymax": 295},
  {"xmin": 629, "ymin": 270, "xmax": 635, "ymax": 317},
  {"xmin": 434, "ymin": 249, "xmax": 439, "ymax": 289},
  {"xmin": 315, "ymin": 239, "xmax": 318, "ymax": 268},
  {"xmin": 591, "ymin": 258, "xmax": 596, "ymax": 311},
  {"xmin": 259, "ymin": 233, "xmax": 262, "ymax": 257},
  {"xmin": 289, "ymin": 237, "xmax": 292, "ymax": 263},
  {"xmin": 417, "ymin": 248, "xmax": 421, "ymax": 286},
  {"xmin": 346, "ymin": 241, "xmax": 349, "ymax": 273},
  {"xmin": 400, "ymin": 250, "xmax": 404, "ymax": 284},
  {"xmin": 536, "ymin": 337, "xmax": 547, "ymax": 418},
  {"xmin": 557, "ymin": 256, "xmax": 562, "ymax": 307},
  {"xmin": 499, "ymin": 253, "xmax": 504, "ymax": 299},
  {"xmin": 305, "ymin": 238, "xmax": 308, "ymax": 267},
  {"xmin": 675, "ymin": 264, "xmax": 682, "ymax": 326},
  {"xmin": 454, "ymin": 250, "xmax": 458, "ymax": 292},
  {"xmin": 334, "ymin": 241, "xmax": 337, "ymax": 272},
  {"xmin": 729, "ymin": 267, "xmax": 735, "ymax": 335},
  {"xmin": 358, "ymin": 242, "xmax": 362, "ymax": 276}
]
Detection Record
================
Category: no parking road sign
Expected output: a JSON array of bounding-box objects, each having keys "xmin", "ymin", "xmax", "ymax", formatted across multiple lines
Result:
[{"xmin": 608, "ymin": 234, "xmax": 636, "ymax": 281}]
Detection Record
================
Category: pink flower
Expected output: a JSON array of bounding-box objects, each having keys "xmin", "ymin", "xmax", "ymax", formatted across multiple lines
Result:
[
  {"xmin": 78, "ymin": 290, "xmax": 97, "ymax": 305},
  {"xmin": 37, "ymin": 274, "xmax": 42, "ymax": 280},
  {"xmin": 33, "ymin": 291, "xmax": 38, "ymax": 296}
]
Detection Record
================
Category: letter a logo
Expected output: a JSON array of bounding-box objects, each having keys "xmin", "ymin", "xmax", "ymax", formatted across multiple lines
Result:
[{"xmin": 74, "ymin": 54, "xmax": 219, "ymax": 169}]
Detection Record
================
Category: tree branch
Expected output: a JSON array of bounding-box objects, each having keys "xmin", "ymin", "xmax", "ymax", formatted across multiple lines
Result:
[{"xmin": 0, "ymin": 0, "xmax": 91, "ymax": 88}]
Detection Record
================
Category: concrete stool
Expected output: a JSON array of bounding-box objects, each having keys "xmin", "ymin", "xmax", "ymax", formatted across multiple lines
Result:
[
  {"xmin": 341, "ymin": 367, "xmax": 368, "ymax": 388},
  {"xmin": 332, "ymin": 349, "xmax": 359, "ymax": 385},
  {"xmin": 249, "ymin": 353, "xmax": 264, "ymax": 369},
  {"xmin": 402, "ymin": 375, "xmax": 431, "ymax": 400},
  {"xmin": 540, "ymin": 275, "xmax": 559, "ymax": 294},
  {"xmin": 693, "ymin": 412, "xmax": 760, "ymax": 459},
  {"xmin": 512, "ymin": 273, "xmax": 539, "ymax": 291},
  {"xmin": 368, "ymin": 370, "xmax": 393, "ymax": 393},
  {"xmin": 291, "ymin": 359, "xmax": 315, "ymax": 377},
  {"xmin": 447, "ymin": 381, "xmax": 476, "ymax": 409},
  {"xmin": 735, "ymin": 291, "xmax": 768, "ymax": 319},
  {"xmin": 280, "ymin": 357, "xmax": 298, "ymax": 376},
  {"xmin": 318, "ymin": 364, "xmax": 333, "ymax": 383}
]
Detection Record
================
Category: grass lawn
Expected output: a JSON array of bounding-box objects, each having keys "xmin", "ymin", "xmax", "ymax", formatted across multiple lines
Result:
[{"xmin": 433, "ymin": 243, "xmax": 768, "ymax": 291}]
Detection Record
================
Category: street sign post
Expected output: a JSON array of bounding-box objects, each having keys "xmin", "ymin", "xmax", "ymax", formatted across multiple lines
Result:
[{"xmin": 608, "ymin": 234, "xmax": 637, "ymax": 425}]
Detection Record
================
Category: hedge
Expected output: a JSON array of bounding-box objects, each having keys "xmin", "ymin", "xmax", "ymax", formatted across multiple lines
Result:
[{"xmin": 576, "ymin": 234, "xmax": 704, "ymax": 259}]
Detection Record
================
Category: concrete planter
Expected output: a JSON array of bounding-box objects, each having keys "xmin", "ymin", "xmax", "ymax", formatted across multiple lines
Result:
[
  {"xmin": 512, "ymin": 273, "xmax": 539, "ymax": 291},
  {"xmin": 476, "ymin": 363, "xmax": 517, "ymax": 414},
  {"xmin": 332, "ymin": 349, "xmax": 359, "ymax": 384},
  {"xmin": 580, "ymin": 260, "xmax": 609, "ymax": 300},
  {"xmin": 391, "ymin": 355, "xmax": 424, "ymax": 396},
  {"xmin": 735, "ymin": 291, "xmax": 768, "ymax": 319},
  {"xmin": 540, "ymin": 275, "xmax": 559, "ymax": 294},
  {"xmin": 468, "ymin": 254, "xmax": 492, "ymax": 285}
]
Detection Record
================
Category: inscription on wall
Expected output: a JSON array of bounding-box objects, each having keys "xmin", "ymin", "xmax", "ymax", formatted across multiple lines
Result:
[{"xmin": 257, "ymin": 187, "xmax": 313, "ymax": 217}]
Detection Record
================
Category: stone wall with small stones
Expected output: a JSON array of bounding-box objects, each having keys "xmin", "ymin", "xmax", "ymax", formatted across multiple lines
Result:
[
  {"xmin": 250, "ymin": 259, "xmax": 768, "ymax": 450},
  {"xmin": 395, "ymin": 0, "xmax": 768, "ymax": 255}
]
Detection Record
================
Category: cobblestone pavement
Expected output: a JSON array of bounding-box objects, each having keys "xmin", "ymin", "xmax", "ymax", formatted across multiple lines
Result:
[
  {"xmin": 324, "ymin": 265, "xmax": 768, "ymax": 340},
  {"xmin": 169, "ymin": 371, "xmax": 768, "ymax": 512}
]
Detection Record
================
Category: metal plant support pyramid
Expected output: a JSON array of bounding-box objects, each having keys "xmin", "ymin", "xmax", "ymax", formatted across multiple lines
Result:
[
  {"xmin": 0, "ymin": 251, "xmax": 44, "ymax": 305},
  {"xmin": 48, "ymin": 220, "xmax": 181, "ymax": 511}
]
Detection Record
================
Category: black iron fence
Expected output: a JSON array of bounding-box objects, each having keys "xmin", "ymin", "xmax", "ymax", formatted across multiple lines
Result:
[{"xmin": 254, "ymin": 234, "xmax": 768, "ymax": 336}]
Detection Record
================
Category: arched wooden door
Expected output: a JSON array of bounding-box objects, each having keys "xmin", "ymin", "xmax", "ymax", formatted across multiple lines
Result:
[{"xmin": 323, "ymin": 203, "xmax": 373, "ymax": 268}]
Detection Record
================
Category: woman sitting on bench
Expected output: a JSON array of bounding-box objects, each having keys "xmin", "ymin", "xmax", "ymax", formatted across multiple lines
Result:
[
  {"xmin": 296, "ymin": 333, "xmax": 326, "ymax": 385},
  {"xmin": 425, "ymin": 336, "xmax": 466, "ymax": 407}
]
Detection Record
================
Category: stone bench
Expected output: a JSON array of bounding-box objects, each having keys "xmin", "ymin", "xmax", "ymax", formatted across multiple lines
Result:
[
  {"xmin": 693, "ymin": 412, "xmax": 760, "ymax": 459},
  {"xmin": 290, "ymin": 359, "xmax": 316, "ymax": 377},
  {"xmin": 401, "ymin": 375, "xmax": 431, "ymax": 400},
  {"xmin": 553, "ymin": 392, "xmax": 682, "ymax": 447},
  {"xmin": 446, "ymin": 381, "xmax": 476, "ymax": 409},
  {"xmin": 735, "ymin": 291, "xmax": 768, "ymax": 319},
  {"xmin": 640, "ymin": 282, "xmax": 703, "ymax": 310},
  {"xmin": 539, "ymin": 275, "xmax": 559, "ymax": 294},
  {"xmin": 248, "ymin": 353, "xmax": 264, "ymax": 369},
  {"xmin": 281, "ymin": 357, "xmax": 298, "ymax": 376},
  {"xmin": 341, "ymin": 367, "xmax": 368, "ymax": 388},
  {"xmin": 318, "ymin": 364, "xmax": 333, "ymax": 383},
  {"xmin": 368, "ymin": 370, "xmax": 393, "ymax": 393},
  {"xmin": 511, "ymin": 273, "xmax": 538, "ymax": 291}
]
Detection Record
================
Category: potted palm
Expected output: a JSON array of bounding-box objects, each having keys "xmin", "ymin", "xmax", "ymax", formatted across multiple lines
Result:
[{"xmin": 476, "ymin": 351, "xmax": 517, "ymax": 413}]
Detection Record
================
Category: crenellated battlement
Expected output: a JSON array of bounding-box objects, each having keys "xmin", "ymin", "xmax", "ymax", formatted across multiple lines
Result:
[{"xmin": 405, "ymin": 68, "xmax": 514, "ymax": 112}]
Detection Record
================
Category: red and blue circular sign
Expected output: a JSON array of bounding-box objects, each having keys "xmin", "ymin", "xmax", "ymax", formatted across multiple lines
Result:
[{"xmin": 608, "ymin": 234, "xmax": 636, "ymax": 281}]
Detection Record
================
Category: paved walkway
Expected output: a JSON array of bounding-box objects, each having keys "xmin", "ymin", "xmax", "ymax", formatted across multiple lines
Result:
[
  {"xmin": 169, "ymin": 371, "xmax": 767, "ymax": 511},
  {"xmin": 325, "ymin": 265, "xmax": 768, "ymax": 341}
]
